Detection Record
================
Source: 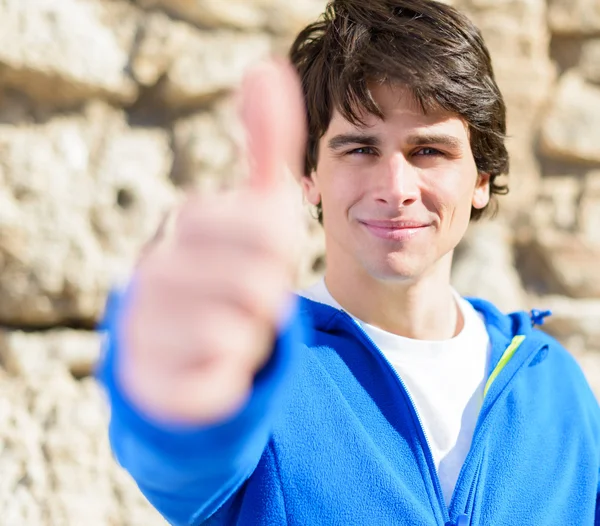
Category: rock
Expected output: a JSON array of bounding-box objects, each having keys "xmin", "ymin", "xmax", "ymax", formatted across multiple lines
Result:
[
  {"xmin": 451, "ymin": 220, "xmax": 528, "ymax": 313},
  {"xmin": 131, "ymin": 12, "xmax": 271, "ymax": 108},
  {"xmin": 549, "ymin": 35, "xmax": 585, "ymax": 74},
  {"xmin": 36, "ymin": 377, "xmax": 120, "ymax": 525},
  {"xmin": 540, "ymin": 72, "xmax": 600, "ymax": 165},
  {"xmin": 455, "ymin": 0, "xmax": 555, "ymax": 217},
  {"xmin": 171, "ymin": 98, "xmax": 243, "ymax": 190},
  {"xmin": 296, "ymin": 208, "xmax": 326, "ymax": 290},
  {"xmin": 532, "ymin": 175, "xmax": 582, "ymax": 232},
  {"xmin": 579, "ymin": 171, "xmax": 600, "ymax": 248},
  {"xmin": 42, "ymin": 376, "xmax": 167, "ymax": 526},
  {"xmin": 580, "ymin": 39, "xmax": 600, "ymax": 84},
  {"xmin": 573, "ymin": 352, "xmax": 600, "ymax": 399},
  {"xmin": 0, "ymin": 0, "xmax": 140, "ymax": 106},
  {"xmin": 0, "ymin": 330, "xmax": 101, "ymax": 379},
  {"xmin": 530, "ymin": 294, "xmax": 600, "ymax": 397},
  {"xmin": 0, "ymin": 102, "xmax": 177, "ymax": 327},
  {"xmin": 0, "ymin": 375, "xmax": 48, "ymax": 526},
  {"xmin": 135, "ymin": 0, "xmax": 266, "ymax": 30},
  {"xmin": 534, "ymin": 295, "xmax": 600, "ymax": 354},
  {"xmin": 548, "ymin": 0, "xmax": 600, "ymax": 36},
  {"xmin": 264, "ymin": 1, "xmax": 329, "ymax": 34},
  {"xmin": 517, "ymin": 230, "xmax": 600, "ymax": 298},
  {"xmin": 458, "ymin": 0, "xmax": 550, "ymax": 61},
  {"xmin": 0, "ymin": 330, "xmax": 168, "ymax": 525},
  {"xmin": 134, "ymin": 0, "xmax": 327, "ymax": 34},
  {"xmin": 0, "ymin": 89, "xmax": 37, "ymax": 125}
]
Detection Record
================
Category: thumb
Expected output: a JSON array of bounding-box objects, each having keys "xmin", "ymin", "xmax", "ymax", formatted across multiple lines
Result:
[{"xmin": 240, "ymin": 60, "xmax": 307, "ymax": 193}]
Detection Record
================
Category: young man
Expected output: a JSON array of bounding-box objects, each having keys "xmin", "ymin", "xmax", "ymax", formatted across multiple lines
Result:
[{"xmin": 98, "ymin": 1, "xmax": 600, "ymax": 524}]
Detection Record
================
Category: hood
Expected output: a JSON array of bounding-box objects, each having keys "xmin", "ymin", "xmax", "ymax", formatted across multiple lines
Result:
[{"xmin": 296, "ymin": 293, "xmax": 554, "ymax": 378}]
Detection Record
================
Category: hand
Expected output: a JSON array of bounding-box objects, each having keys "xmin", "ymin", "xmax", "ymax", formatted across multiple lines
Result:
[{"xmin": 117, "ymin": 61, "xmax": 307, "ymax": 425}]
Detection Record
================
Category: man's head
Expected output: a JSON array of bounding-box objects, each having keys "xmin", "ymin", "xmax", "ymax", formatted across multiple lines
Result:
[{"xmin": 289, "ymin": 0, "xmax": 509, "ymax": 281}]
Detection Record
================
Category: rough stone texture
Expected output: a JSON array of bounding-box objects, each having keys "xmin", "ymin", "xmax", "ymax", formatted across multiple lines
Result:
[
  {"xmin": 131, "ymin": 12, "xmax": 271, "ymax": 108},
  {"xmin": 452, "ymin": 221, "xmax": 528, "ymax": 313},
  {"xmin": 541, "ymin": 72, "xmax": 600, "ymax": 164},
  {"xmin": 0, "ymin": 331, "xmax": 167, "ymax": 525},
  {"xmin": 136, "ymin": 0, "xmax": 266, "ymax": 30},
  {"xmin": 134, "ymin": 0, "xmax": 327, "ymax": 34},
  {"xmin": 579, "ymin": 171, "xmax": 600, "ymax": 248},
  {"xmin": 535, "ymin": 296, "xmax": 600, "ymax": 352},
  {"xmin": 580, "ymin": 39, "xmax": 600, "ymax": 84},
  {"xmin": 575, "ymin": 351, "xmax": 600, "ymax": 401},
  {"xmin": 531, "ymin": 175, "xmax": 582, "ymax": 232},
  {"xmin": 170, "ymin": 98, "xmax": 243, "ymax": 190},
  {"xmin": 0, "ymin": 330, "xmax": 100, "ymax": 379},
  {"xmin": 517, "ymin": 231, "xmax": 600, "ymax": 298},
  {"xmin": 0, "ymin": 102, "xmax": 177, "ymax": 326},
  {"xmin": 296, "ymin": 209, "xmax": 326, "ymax": 289},
  {"xmin": 0, "ymin": 0, "xmax": 140, "ymax": 106},
  {"xmin": 548, "ymin": 0, "xmax": 600, "ymax": 36},
  {"xmin": 529, "ymin": 295, "xmax": 600, "ymax": 397},
  {"xmin": 456, "ymin": 0, "xmax": 556, "ymax": 217}
]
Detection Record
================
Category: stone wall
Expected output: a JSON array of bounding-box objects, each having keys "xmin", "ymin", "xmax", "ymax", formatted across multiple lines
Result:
[
  {"xmin": 450, "ymin": 0, "xmax": 600, "ymax": 375},
  {"xmin": 0, "ymin": 0, "xmax": 599, "ymax": 523}
]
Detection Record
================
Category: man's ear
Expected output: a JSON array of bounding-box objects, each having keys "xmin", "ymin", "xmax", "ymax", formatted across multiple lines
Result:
[
  {"xmin": 301, "ymin": 171, "xmax": 321, "ymax": 207},
  {"xmin": 472, "ymin": 172, "xmax": 491, "ymax": 210}
]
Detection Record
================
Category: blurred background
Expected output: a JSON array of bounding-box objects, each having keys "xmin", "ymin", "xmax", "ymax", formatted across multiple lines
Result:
[{"xmin": 0, "ymin": 0, "xmax": 599, "ymax": 523}]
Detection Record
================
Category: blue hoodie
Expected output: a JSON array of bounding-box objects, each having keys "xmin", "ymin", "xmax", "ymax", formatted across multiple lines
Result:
[{"xmin": 98, "ymin": 292, "xmax": 600, "ymax": 526}]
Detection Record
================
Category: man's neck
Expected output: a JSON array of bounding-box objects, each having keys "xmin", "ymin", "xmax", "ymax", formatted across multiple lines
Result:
[{"xmin": 324, "ymin": 252, "xmax": 463, "ymax": 341}]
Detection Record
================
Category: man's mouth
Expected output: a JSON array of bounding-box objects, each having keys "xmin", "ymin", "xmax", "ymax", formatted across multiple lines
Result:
[{"xmin": 358, "ymin": 219, "xmax": 432, "ymax": 241}]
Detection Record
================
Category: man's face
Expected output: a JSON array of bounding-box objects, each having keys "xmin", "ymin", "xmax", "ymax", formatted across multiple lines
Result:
[{"xmin": 302, "ymin": 82, "xmax": 490, "ymax": 282}]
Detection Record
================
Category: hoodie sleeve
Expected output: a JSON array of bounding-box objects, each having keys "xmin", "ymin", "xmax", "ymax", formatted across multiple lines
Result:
[
  {"xmin": 591, "ymin": 391, "xmax": 600, "ymax": 525},
  {"xmin": 596, "ymin": 478, "xmax": 600, "ymax": 525},
  {"xmin": 96, "ymin": 288, "xmax": 304, "ymax": 526}
]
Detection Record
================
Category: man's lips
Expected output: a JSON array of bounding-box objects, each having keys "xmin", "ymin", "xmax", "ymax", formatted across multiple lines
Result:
[{"xmin": 358, "ymin": 219, "xmax": 432, "ymax": 241}]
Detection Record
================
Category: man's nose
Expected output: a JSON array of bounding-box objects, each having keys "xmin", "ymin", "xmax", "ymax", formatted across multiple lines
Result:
[{"xmin": 373, "ymin": 153, "xmax": 419, "ymax": 206}]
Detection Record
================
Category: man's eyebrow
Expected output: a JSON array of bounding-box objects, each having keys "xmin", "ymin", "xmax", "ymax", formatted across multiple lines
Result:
[
  {"xmin": 406, "ymin": 133, "xmax": 464, "ymax": 149},
  {"xmin": 327, "ymin": 133, "xmax": 381, "ymax": 150}
]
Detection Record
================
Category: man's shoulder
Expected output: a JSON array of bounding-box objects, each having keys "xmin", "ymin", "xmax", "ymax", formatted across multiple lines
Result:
[
  {"xmin": 530, "ymin": 327, "xmax": 588, "ymax": 375},
  {"xmin": 520, "ymin": 326, "xmax": 600, "ymax": 420},
  {"xmin": 462, "ymin": 297, "xmax": 593, "ymax": 375}
]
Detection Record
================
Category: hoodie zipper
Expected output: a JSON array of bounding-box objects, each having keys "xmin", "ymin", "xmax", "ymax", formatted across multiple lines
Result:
[
  {"xmin": 334, "ymin": 309, "xmax": 546, "ymax": 525},
  {"xmin": 447, "ymin": 335, "xmax": 545, "ymax": 521},
  {"xmin": 336, "ymin": 311, "xmax": 450, "ymax": 524}
]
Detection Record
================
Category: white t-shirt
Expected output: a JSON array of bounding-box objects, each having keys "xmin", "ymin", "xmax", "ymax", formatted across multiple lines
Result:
[{"xmin": 300, "ymin": 278, "xmax": 491, "ymax": 506}]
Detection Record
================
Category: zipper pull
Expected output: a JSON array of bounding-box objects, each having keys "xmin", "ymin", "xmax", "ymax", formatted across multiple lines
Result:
[
  {"xmin": 530, "ymin": 309, "xmax": 552, "ymax": 327},
  {"xmin": 456, "ymin": 514, "xmax": 469, "ymax": 526}
]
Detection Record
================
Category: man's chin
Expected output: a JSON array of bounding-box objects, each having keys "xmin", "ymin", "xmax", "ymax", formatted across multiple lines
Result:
[{"xmin": 364, "ymin": 259, "xmax": 424, "ymax": 283}]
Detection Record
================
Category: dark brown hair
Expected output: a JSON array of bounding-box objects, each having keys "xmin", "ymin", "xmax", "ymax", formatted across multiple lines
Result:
[{"xmin": 289, "ymin": 0, "xmax": 509, "ymax": 222}]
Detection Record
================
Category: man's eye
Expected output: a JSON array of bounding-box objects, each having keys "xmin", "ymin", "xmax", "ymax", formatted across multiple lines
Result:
[
  {"xmin": 348, "ymin": 147, "xmax": 376, "ymax": 155},
  {"xmin": 414, "ymin": 147, "xmax": 443, "ymax": 156}
]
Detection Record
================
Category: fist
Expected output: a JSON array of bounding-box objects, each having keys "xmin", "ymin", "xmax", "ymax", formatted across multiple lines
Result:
[{"xmin": 117, "ymin": 62, "xmax": 307, "ymax": 425}]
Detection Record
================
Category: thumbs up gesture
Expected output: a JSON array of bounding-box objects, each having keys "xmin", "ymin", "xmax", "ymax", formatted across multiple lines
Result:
[{"xmin": 117, "ymin": 61, "xmax": 307, "ymax": 425}]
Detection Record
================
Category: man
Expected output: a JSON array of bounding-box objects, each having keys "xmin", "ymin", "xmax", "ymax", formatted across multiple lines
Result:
[{"xmin": 98, "ymin": 0, "xmax": 600, "ymax": 524}]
